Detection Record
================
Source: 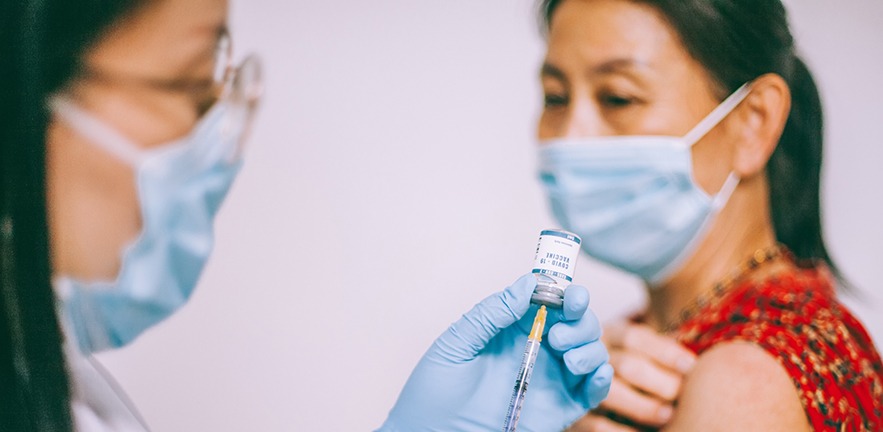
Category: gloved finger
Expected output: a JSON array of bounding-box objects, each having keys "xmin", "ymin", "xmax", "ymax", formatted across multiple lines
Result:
[
  {"xmin": 563, "ymin": 339, "xmax": 609, "ymax": 376},
  {"xmin": 559, "ymin": 340, "xmax": 610, "ymax": 408},
  {"xmin": 432, "ymin": 274, "xmax": 536, "ymax": 362},
  {"xmin": 562, "ymin": 284, "xmax": 590, "ymax": 321},
  {"xmin": 548, "ymin": 306, "xmax": 601, "ymax": 352},
  {"xmin": 580, "ymin": 363, "xmax": 614, "ymax": 410},
  {"xmin": 565, "ymin": 412, "xmax": 639, "ymax": 432}
]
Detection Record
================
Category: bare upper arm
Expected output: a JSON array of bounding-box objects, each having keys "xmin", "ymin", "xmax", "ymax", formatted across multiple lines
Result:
[{"xmin": 662, "ymin": 342, "xmax": 811, "ymax": 432}]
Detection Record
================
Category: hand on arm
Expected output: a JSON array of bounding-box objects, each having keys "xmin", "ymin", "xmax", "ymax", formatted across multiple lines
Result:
[{"xmin": 567, "ymin": 321, "xmax": 696, "ymax": 431}]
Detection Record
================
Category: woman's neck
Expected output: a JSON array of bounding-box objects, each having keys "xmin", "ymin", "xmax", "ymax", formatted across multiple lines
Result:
[{"xmin": 644, "ymin": 178, "xmax": 778, "ymax": 331}]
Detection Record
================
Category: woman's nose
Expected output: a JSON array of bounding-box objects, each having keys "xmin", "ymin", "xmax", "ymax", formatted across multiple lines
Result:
[{"xmin": 562, "ymin": 98, "xmax": 605, "ymax": 139}]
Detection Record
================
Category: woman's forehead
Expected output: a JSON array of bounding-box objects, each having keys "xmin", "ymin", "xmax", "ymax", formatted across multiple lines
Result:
[{"xmin": 545, "ymin": 0, "xmax": 694, "ymax": 78}]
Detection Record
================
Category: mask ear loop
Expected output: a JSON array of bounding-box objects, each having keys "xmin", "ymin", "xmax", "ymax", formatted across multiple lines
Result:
[
  {"xmin": 681, "ymin": 82, "xmax": 753, "ymax": 203},
  {"xmin": 48, "ymin": 97, "xmax": 146, "ymax": 167},
  {"xmin": 682, "ymin": 82, "xmax": 754, "ymax": 146},
  {"xmin": 711, "ymin": 172, "xmax": 741, "ymax": 209}
]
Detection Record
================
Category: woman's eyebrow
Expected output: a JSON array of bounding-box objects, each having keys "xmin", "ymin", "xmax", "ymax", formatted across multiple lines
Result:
[
  {"xmin": 589, "ymin": 58, "xmax": 651, "ymax": 77},
  {"xmin": 541, "ymin": 62, "xmax": 567, "ymax": 82},
  {"xmin": 541, "ymin": 58, "xmax": 652, "ymax": 82}
]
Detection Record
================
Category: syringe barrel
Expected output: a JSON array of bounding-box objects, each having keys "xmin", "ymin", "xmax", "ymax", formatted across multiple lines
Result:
[{"xmin": 502, "ymin": 338, "xmax": 542, "ymax": 432}]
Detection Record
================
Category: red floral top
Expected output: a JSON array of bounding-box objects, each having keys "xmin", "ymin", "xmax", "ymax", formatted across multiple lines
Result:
[{"xmin": 674, "ymin": 265, "xmax": 883, "ymax": 431}]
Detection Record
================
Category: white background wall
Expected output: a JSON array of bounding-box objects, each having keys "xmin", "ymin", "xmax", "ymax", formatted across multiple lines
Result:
[{"xmin": 96, "ymin": 1, "xmax": 883, "ymax": 430}]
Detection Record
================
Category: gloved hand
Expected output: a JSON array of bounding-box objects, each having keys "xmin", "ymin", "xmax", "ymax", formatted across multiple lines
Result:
[{"xmin": 379, "ymin": 274, "xmax": 613, "ymax": 431}]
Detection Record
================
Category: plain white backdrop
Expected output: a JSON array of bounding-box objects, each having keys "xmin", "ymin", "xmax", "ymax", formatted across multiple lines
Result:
[{"xmin": 96, "ymin": 1, "xmax": 883, "ymax": 430}]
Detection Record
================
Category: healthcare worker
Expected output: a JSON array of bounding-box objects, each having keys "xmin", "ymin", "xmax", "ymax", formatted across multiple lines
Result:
[{"xmin": 0, "ymin": 0, "xmax": 611, "ymax": 430}]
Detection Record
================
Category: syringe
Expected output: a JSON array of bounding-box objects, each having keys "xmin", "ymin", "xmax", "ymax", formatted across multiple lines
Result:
[{"xmin": 502, "ymin": 305, "xmax": 548, "ymax": 432}]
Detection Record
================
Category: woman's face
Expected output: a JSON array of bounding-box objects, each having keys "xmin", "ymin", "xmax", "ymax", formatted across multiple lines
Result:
[
  {"xmin": 47, "ymin": 0, "xmax": 229, "ymax": 280},
  {"xmin": 538, "ymin": 0, "xmax": 737, "ymax": 192}
]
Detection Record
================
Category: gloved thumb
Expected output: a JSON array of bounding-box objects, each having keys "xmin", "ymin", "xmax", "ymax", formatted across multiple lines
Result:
[{"xmin": 429, "ymin": 274, "xmax": 536, "ymax": 363}]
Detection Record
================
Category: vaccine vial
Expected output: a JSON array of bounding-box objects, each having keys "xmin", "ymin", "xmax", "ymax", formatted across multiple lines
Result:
[{"xmin": 531, "ymin": 229, "xmax": 581, "ymax": 308}]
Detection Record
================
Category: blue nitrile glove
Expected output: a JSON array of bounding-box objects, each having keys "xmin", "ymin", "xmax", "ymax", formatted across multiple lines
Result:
[{"xmin": 378, "ymin": 274, "xmax": 613, "ymax": 432}]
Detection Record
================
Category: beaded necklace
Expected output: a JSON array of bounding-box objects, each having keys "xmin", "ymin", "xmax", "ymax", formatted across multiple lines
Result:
[{"xmin": 661, "ymin": 244, "xmax": 790, "ymax": 333}]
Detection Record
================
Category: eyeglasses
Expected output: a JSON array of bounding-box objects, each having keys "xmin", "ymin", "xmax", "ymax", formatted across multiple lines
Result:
[
  {"xmin": 212, "ymin": 30, "xmax": 264, "ymax": 161},
  {"xmin": 211, "ymin": 29, "xmax": 263, "ymax": 109},
  {"xmin": 77, "ymin": 29, "xmax": 264, "ymax": 158}
]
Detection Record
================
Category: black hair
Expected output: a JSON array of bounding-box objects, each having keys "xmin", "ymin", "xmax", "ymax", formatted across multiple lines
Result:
[
  {"xmin": 0, "ymin": 0, "xmax": 141, "ymax": 430},
  {"xmin": 539, "ymin": 0, "xmax": 845, "ymax": 285}
]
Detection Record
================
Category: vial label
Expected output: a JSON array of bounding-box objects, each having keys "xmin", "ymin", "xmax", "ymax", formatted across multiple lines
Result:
[{"xmin": 532, "ymin": 229, "xmax": 581, "ymax": 285}]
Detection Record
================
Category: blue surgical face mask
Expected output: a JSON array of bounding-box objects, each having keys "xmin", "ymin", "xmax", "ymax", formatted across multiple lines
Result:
[
  {"xmin": 538, "ymin": 83, "xmax": 752, "ymax": 285},
  {"xmin": 50, "ymin": 97, "xmax": 246, "ymax": 354}
]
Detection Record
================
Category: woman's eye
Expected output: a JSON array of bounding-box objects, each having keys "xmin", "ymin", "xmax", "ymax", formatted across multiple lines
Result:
[
  {"xmin": 543, "ymin": 93, "xmax": 568, "ymax": 108},
  {"xmin": 599, "ymin": 93, "xmax": 636, "ymax": 108}
]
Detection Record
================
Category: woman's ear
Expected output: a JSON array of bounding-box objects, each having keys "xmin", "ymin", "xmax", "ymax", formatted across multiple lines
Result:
[{"xmin": 731, "ymin": 73, "xmax": 791, "ymax": 178}]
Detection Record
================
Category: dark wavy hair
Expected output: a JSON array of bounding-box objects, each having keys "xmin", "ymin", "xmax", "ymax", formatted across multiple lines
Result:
[
  {"xmin": 539, "ymin": 0, "xmax": 845, "ymax": 285},
  {"xmin": 0, "ymin": 0, "xmax": 141, "ymax": 430}
]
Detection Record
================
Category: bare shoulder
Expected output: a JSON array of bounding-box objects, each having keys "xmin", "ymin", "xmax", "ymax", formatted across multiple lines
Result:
[{"xmin": 662, "ymin": 342, "xmax": 811, "ymax": 432}]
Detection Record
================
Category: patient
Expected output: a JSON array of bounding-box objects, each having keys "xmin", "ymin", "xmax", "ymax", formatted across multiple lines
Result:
[{"xmin": 532, "ymin": 0, "xmax": 883, "ymax": 430}]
